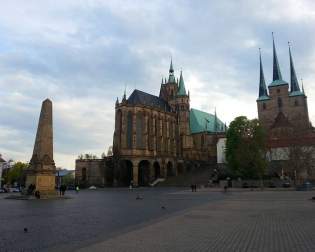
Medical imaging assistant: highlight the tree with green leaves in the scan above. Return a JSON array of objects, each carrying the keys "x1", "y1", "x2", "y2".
[
  {"x1": 226, "y1": 116, "x2": 267, "y2": 180},
  {"x1": 5, "y1": 161, "x2": 28, "y2": 185}
]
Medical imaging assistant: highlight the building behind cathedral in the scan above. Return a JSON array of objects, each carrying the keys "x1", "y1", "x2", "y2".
[{"x1": 75, "y1": 61, "x2": 226, "y2": 187}]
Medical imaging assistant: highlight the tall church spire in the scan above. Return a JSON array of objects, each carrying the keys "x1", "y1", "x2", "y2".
[
  {"x1": 258, "y1": 48, "x2": 268, "y2": 99},
  {"x1": 289, "y1": 42, "x2": 301, "y2": 93},
  {"x1": 270, "y1": 33, "x2": 288, "y2": 86},
  {"x1": 177, "y1": 70, "x2": 187, "y2": 96},
  {"x1": 214, "y1": 108, "x2": 218, "y2": 132},
  {"x1": 272, "y1": 33, "x2": 282, "y2": 81},
  {"x1": 169, "y1": 58, "x2": 174, "y2": 74},
  {"x1": 168, "y1": 58, "x2": 176, "y2": 83}
]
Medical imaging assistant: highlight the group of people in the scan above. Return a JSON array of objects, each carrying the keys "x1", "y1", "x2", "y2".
[{"x1": 191, "y1": 184, "x2": 197, "y2": 192}]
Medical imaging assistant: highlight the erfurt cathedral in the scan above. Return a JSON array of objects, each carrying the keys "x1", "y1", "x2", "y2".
[{"x1": 76, "y1": 61, "x2": 226, "y2": 187}]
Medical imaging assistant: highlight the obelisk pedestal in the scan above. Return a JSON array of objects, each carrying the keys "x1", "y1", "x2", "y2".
[{"x1": 25, "y1": 99, "x2": 56, "y2": 197}]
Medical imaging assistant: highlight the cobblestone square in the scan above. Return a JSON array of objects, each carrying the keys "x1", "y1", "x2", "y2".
[{"x1": 1, "y1": 189, "x2": 315, "y2": 252}]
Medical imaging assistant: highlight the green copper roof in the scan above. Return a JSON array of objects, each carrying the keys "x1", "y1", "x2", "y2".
[
  {"x1": 289, "y1": 90, "x2": 304, "y2": 97},
  {"x1": 168, "y1": 75, "x2": 176, "y2": 83},
  {"x1": 269, "y1": 79, "x2": 288, "y2": 86},
  {"x1": 177, "y1": 71, "x2": 187, "y2": 96},
  {"x1": 190, "y1": 108, "x2": 225, "y2": 134},
  {"x1": 257, "y1": 95, "x2": 270, "y2": 101}
]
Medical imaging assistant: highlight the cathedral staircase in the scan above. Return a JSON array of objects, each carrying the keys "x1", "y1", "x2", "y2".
[{"x1": 158, "y1": 167, "x2": 211, "y2": 187}]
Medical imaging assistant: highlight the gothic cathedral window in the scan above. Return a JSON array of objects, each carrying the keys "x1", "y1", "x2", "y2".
[
  {"x1": 294, "y1": 99, "x2": 299, "y2": 106},
  {"x1": 127, "y1": 111, "x2": 133, "y2": 149},
  {"x1": 136, "y1": 113, "x2": 144, "y2": 148},
  {"x1": 116, "y1": 110, "x2": 122, "y2": 147},
  {"x1": 263, "y1": 103, "x2": 266, "y2": 110}
]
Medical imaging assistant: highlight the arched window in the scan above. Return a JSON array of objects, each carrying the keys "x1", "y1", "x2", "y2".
[
  {"x1": 155, "y1": 117, "x2": 159, "y2": 151},
  {"x1": 294, "y1": 99, "x2": 299, "y2": 106},
  {"x1": 277, "y1": 97, "x2": 282, "y2": 108},
  {"x1": 126, "y1": 111, "x2": 133, "y2": 149},
  {"x1": 164, "y1": 120, "x2": 168, "y2": 153},
  {"x1": 136, "y1": 113, "x2": 144, "y2": 148},
  {"x1": 263, "y1": 103, "x2": 266, "y2": 110},
  {"x1": 147, "y1": 116, "x2": 152, "y2": 150},
  {"x1": 116, "y1": 110, "x2": 122, "y2": 147}
]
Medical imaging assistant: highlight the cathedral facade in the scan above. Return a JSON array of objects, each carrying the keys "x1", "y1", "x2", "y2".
[
  {"x1": 75, "y1": 61, "x2": 226, "y2": 187},
  {"x1": 112, "y1": 61, "x2": 226, "y2": 186}
]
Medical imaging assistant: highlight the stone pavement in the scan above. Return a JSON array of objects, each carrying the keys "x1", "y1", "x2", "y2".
[{"x1": 77, "y1": 191, "x2": 315, "y2": 252}]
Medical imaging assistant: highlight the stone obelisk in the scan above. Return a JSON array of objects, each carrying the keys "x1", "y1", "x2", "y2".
[{"x1": 25, "y1": 99, "x2": 56, "y2": 196}]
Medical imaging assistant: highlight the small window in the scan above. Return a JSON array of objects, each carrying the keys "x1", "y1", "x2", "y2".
[
  {"x1": 277, "y1": 97, "x2": 282, "y2": 108},
  {"x1": 263, "y1": 103, "x2": 266, "y2": 110},
  {"x1": 294, "y1": 99, "x2": 299, "y2": 106},
  {"x1": 277, "y1": 89, "x2": 280, "y2": 94}
]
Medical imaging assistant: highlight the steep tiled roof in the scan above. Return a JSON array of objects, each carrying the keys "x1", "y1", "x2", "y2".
[{"x1": 127, "y1": 89, "x2": 171, "y2": 112}]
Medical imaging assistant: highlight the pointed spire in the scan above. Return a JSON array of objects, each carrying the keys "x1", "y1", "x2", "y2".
[
  {"x1": 169, "y1": 58, "x2": 174, "y2": 73},
  {"x1": 168, "y1": 58, "x2": 176, "y2": 83},
  {"x1": 258, "y1": 48, "x2": 268, "y2": 98},
  {"x1": 289, "y1": 42, "x2": 301, "y2": 93},
  {"x1": 177, "y1": 70, "x2": 187, "y2": 96},
  {"x1": 214, "y1": 108, "x2": 218, "y2": 132},
  {"x1": 122, "y1": 85, "x2": 126, "y2": 101},
  {"x1": 116, "y1": 97, "x2": 119, "y2": 105},
  {"x1": 161, "y1": 77, "x2": 164, "y2": 85},
  {"x1": 272, "y1": 33, "x2": 283, "y2": 81},
  {"x1": 269, "y1": 33, "x2": 288, "y2": 86},
  {"x1": 301, "y1": 78, "x2": 305, "y2": 94}
]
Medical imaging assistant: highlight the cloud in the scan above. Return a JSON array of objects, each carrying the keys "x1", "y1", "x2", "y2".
[{"x1": 1, "y1": 0, "x2": 315, "y2": 168}]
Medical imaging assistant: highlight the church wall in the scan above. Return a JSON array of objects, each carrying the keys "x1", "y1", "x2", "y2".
[
  {"x1": 258, "y1": 84, "x2": 310, "y2": 132},
  {"x1": 75, "y1": 159, "x2": 105, "y2": 187}
]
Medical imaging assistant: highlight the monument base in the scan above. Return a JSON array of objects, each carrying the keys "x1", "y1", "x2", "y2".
[{"x1": 25, "y1": 174, "x2": 56, "y2": 197}]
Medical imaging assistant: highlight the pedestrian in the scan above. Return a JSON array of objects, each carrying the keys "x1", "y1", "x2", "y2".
[
  {"x1": 59, "y1": 185, "x2": 62, "y2": 196},
  {"x1": 191, "y1": 184, "x2": 194, "y2": 192},
  {"x1": 35, "y1": 190, "x2": 40, "y2": 199},
  {"x1": 61, "y1": 185, "x2": 66, "y2": 196},
  {"x1": 224, "y1": 185, "x2": 228, "y2": 193},
  {"x1": 75, "y1": 185, "x2": 80, "y2": 194}
]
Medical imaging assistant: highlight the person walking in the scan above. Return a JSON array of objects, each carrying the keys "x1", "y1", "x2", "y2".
[{"x1": 75, "y1": 185, "x2": 80, "y2": 193}]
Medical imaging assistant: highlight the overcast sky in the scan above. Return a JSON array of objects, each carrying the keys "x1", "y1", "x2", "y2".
[{"x1": 1, "y1": 0, "x2": 315, "y2": 169}]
